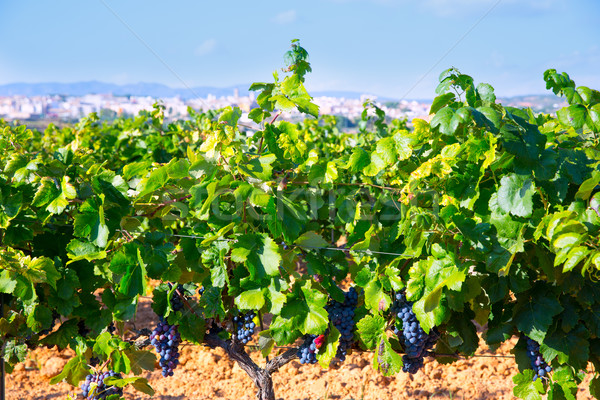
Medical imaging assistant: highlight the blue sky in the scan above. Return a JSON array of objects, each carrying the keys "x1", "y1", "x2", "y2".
[{"x1": 0, "y1": 0, "x2": 598, "y2": 99}]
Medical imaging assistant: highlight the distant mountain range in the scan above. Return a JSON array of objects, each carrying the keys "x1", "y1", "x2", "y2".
[
  {"x1": 0, "y1": 81, "x2": 387, "y2": 100},
  {"x1": 0, "y1": 81, "x2": 252, "y2": 99},
  {"x1": 0, "y1": 81, "x2": 566, "y2": 105}
]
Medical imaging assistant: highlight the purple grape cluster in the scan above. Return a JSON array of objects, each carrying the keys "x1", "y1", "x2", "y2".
[
  {"x1": 392, "y1": 292, "x2": 439, "y2": 373},
  {"x1": 526, "y1": 336, "x2": 552, "y2": 381},
  {"x1": 150, "y1": 319, "x2": 181, "y2": 377},
  {"x1": 198, "y1": 286, "x2": 205, "y2": 296},
  {"x1": 233, "y1": 311, "x2": 256, "y2": 344},
  {"x1": 80, "y1": 370, "x2": 123, "y2": 399},
  {"x1": 326, "y1": 287, "x2": 358, "y2": 362},
  {"x1": 167, "y1": 283, "x2": 185, "y2": 312},
  {"x1": 297, "y1": 335, "x2": 319, "y2": 364}
]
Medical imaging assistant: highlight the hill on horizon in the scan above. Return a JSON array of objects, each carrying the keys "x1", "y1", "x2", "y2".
[{"x1": 0, "y1": 81, "x2": 566, "y2": 104}]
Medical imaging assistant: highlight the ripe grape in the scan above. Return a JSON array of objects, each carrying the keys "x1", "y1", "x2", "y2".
[
  {"x1": 80, "y1": 370, "x2": 123, "y2": 399},
  {"x1": 392, "y1": 292, "x2": 439, "y2": 373},
  {"x1": 198, "y1": 286, "x2": 205, "y2": 296},
  {"x1": 326, "y1": 287, "x2": 358, "y2": 362},
  {"x1": 525, "y1": 336, "x2": 552, "y2": 381},
  {"x1": 297, "y1": 335, "x2": 319, "y2": 364},
  {"x1": 150, "y1": 319, "x2": 181, "y2": 377},
  {"x1": 167, "y1": 283, "x2": 185, "y2": 312},
  {"x1": 233, "y1": 311, "x2": 256, "y2": 344}
]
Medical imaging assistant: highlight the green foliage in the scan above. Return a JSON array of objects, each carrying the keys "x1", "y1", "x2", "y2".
[{"x1": 2, "y1": 41, "x2": 600, "y2": 399}]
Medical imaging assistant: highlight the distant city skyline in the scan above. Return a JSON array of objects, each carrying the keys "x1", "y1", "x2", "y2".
[{"x1": 1, "y1": 1, "x2": 598, "y2": 99}]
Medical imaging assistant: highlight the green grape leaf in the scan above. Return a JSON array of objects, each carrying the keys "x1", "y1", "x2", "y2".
[
  {"x1": 346, "y1": 147, "x2": 371, "y2": 173},
  {"x1": 497, "y1": 174, "x2": 535, "y2": 218},
  {"x1": 66, "y1": 240, "x2": 107, "y2": 264},
  {"x1": 364, "y1": 278, "x2": 391, "y2": 313},
  {"x1": 514, "y1": 290, "x2": 563, "y2": 343},
  {"x1": 548, "y1": 366, "x2": 577, "y2": 400},
  {"x1": 429, "y1": 93, "x2": 455, "y2": 114},
  {"x1": 49, "y1": 354, "x2": 89, "y2": 386},
  {"x1": 356, "y1": 314, "x2": 387, "y2": 349},
  {"x1": 0, "y1": 270, "x2": 17, "y2": 293},
  {"x1": 317, "y1": 328, "x2": 340, "y2": 368},
  {"x1": 430, "y1": 107, "x2": 456, "y2": 136},
  {"x1": 557, "y1": 104, "x2": 587, "y2": 129},
  {"x1": 477, "y1": 82, "x2": 496, "y2": 104},
  {"x1": 73, "y1": 197, "x2": 110, "y2": 248},
  {"x1": 258, "y1": 331, "x2": 276, "y2": 358},
  {"x1": 513, "y1": 370, "x2": 543, "y2": 400},
  {"x1": 235, "y1": 289, "x2": 266, "y2": 310},
  {"x1": 166, "y1": 158, "x2": 190, "y2": 179},
  {"x1": 123, "y1": 349, "x2": 156, "y2": 375},
  {"x1": 232, "y1": 234, "x2": 281, "y2": 279},
  {"x1": 136, "y1": 165, "x2": 168, "y2": 199},
  {"x1": 373, "y1": 335, "x2": 403, "y2": 376},
  {"x1": 295, "y1": 231, "x2": 329, "y2": 249}
]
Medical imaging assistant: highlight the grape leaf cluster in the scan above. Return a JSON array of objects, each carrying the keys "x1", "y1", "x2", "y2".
[
  {"x1": 392, "y1": 292, "x2": 439, "y2": 373},
  {"x1": 80, "y1": 370, "x2": 123, "y2": 399},
  {"x1": 326, "y1": 287, "x2": 358, "y2": 362},
  {"x1": 525, "y1": 336, "x2": 552, "y2": 381},
  {"x1": 150, "y1": 319, "x2": 181, "y2": 377},
  {"x1": 233, "y1": 311, "x2": 256, "y2": 344}
]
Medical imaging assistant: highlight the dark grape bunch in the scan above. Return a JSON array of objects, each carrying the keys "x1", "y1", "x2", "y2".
[
  {"x1": 525, "y1": 336, "x2": 552, "y2": 381},
  {"x1": 167, "y1": 283, "x2": 185, "y2": 312},
  {"x1": 392, "y1": 292, "x2": 439, "y2": 374},
  {"x1": 198, "y1": 286, "x2": 205, "y2": 296},
  {"x1": 297, "y1": 334, "x2": 319, "y2": 365},
  {"x1": 78, "y1": 320, "x2": 91, "y2": 337},
  {"x1": 39, "y1": 310, "x2": 60, "y2": 335},
  {"x1": 326, "y1": 287, "x2": 358, "y2": 362},
  {"x1": 232, "y1": 311, "x2": 256, "y2": 344},
  {"x1": 80, "y1": 370, "x2": 123, "y2": 399},
  {"x1": 150, "y1": 319, "x2": 181, "y2": 377}
]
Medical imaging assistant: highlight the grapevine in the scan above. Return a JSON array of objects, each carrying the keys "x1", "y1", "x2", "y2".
[{"x1": 1, "y1": 40, "x2": 600, "y2": 400}]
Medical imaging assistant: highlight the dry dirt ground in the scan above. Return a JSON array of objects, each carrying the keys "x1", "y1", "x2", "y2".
[{"x1": 6, "y1": 297, "x2": 597, "y2": 400}]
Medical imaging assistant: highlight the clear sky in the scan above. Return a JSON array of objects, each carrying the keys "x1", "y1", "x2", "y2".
[{"x1": 0, "y1": 0, "x2": 598, "y2": 99}]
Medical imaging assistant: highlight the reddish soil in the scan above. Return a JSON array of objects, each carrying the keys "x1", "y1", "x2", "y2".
[{"x1": 6, "y1": 297, "x2": 596, "y2": 399}]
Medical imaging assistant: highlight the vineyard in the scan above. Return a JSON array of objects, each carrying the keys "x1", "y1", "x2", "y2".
[{"x1": 2, "y1": 40, "x2": 600, "y2": 400}]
